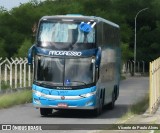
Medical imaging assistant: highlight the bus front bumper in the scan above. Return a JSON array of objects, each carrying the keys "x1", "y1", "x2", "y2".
[
  {"x1": 33, "y1": 90, "x2": 97, "y2": 110},
  {"x1": 33, "y1": 105, "x2": 96, "y2": 110}
]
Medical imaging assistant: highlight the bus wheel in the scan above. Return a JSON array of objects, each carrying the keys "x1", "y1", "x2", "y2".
[
  {"x1": 108, "y1": 91, "x2": 116, "y2": 110},
  {"x1": 93, "y1": 97, "x2": 103, "y2": 116},
  {"x1": 40, "y1": 108, "x2": 52, "y2": 116}
]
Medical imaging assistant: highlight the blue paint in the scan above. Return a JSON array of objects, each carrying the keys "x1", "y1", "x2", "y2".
[
  {"x1": 27, "y1": 45, "x2": 35, "y2": 65},
  {"x1": 79, "y1": 23, "x2": 92, "y2": 33},
  {"x1": 65, "y1": 79, "x2": 71, "y2": 86},
  {"x1": 34, "y1": 47, "x2": 98, "y2": 57},
  {"x1": 32, "y1": 84, "x2": 97, "y2": 107}
]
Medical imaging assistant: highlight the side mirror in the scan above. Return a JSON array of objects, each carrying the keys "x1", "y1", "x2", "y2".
[
  {"x1": 95, "y1": 47, "x2": 101, "y2": 68},
  {"x1": 79, "y1": 22, "x2": 96, "y2": 33},
  {"x1": 28, "y1": 45, "x2": 35, "y2": 65},
  {"x1": 79, "y1": 22, "x2": 92, "y2": 33}
]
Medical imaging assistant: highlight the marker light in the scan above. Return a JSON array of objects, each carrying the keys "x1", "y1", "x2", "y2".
[{"x1": 66, "y1": 79, "x2": 71, "y2": 85}]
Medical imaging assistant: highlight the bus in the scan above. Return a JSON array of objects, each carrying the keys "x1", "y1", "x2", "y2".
[{"x1": 28, "y1": 14, "x2": 121, "y2": 116}]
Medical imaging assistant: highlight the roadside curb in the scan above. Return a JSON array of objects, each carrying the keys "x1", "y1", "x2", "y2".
[
  {"x1": 95, "y1": 100, "x2": 160, "y2": 133},
  {"x1": 96, "y1": 106, "x2": 160, "y2": 133},
  {"x1": 117, "y1": 106, "x2": 160, "y2": 133}
]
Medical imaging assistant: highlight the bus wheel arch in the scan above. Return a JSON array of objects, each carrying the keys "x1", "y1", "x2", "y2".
[
  {"x1": 107, "y1": 89, "x2": 116, "y2": 110},
  {"x1": 114, "y1": 85, "x2": 119, "y2": 100},
  {"x1": 102, "y1": 88, "x2": 105, "y2": 108},
  {"x1": 93, "y1": 89, "x2": 104, "y2": 116}
]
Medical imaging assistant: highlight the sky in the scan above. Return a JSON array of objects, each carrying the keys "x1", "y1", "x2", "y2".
[{"x1": 0, "y1": 0, "x2": 44, "y2": 11}]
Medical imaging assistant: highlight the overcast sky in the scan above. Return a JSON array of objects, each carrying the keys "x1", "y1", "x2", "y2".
[
  {"x1": 0, "y1": 0, "x2": 30, "y2": 10},
  {"x1": 0, "y1": 0, "x2": 45, "y2": 11}
]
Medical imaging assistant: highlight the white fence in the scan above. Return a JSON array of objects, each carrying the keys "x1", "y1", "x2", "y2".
[
  {"x1": 149, "y1": 57, "x2": 160, "y2": 114},
  {"x1": 122, "y1": 60, "x2": 145, "y2": 74},
  {"x1": 0, "y1": 58, "x2": 33, "y2": 91}
]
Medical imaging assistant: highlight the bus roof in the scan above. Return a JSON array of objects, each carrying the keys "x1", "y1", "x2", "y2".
[{"x1": 40, "y1": 15, "x2": 119, "y2": 28}]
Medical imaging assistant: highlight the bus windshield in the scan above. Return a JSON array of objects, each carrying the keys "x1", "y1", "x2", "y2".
[
  {"x1": 35, "y1": 55, "x2": 95, "y2": 87},
  {"x1": 37, "y1": 21, "x2": 96, "y2": 50}
]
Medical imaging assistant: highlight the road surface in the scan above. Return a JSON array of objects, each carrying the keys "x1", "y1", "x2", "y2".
[{"x1": 0, "y1": 77, "x2": 149, "y2": 131}]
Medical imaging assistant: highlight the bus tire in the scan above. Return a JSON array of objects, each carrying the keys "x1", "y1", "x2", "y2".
[
  {"x1": 40, "y1": 108, "x2": 52, "y2": 116},
  {"x1": 108, "y1": 91, "x2": 116, "y2": 110},
  {"x1": 115, "y1": 85, "x2": 119, "y2": 100},
  {"x1": 93, "y1": 99, "x2": 103, "y2": 116},
  {"x1": 93, "y1": 92, "x2": 103, "y2": 116}
]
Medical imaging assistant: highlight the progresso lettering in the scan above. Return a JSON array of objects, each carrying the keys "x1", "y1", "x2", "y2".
[{"x1": 49, "y1": 51, "x2": 82, "y2": 56}]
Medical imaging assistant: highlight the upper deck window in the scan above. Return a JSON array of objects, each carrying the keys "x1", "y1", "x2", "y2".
[{"x1": 37, "y1": 20, "x2": 96, "y2": 50}]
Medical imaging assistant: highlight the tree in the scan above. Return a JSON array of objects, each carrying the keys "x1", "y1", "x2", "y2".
[
  {"x1": 0, "y1": 0, "x2": 159, "y2": 68},
  {"x1": 0, "y1": 38, "x2": 8, "y2": 57},
  {"x1": 15, "y1": 39, "x2": 32, "y2": 58},
  {"x1": 121, "y1": 43, "x2": 133, "y2": 62}
]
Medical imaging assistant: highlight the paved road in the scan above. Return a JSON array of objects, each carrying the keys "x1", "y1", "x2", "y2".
[{"x1": 0, "y1": 77, "x2": 149, "y2": 129}]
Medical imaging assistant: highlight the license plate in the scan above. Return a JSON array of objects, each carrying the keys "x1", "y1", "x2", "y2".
[{"x1": 58, "y1": 103, "x2": 68, "y2": 108}]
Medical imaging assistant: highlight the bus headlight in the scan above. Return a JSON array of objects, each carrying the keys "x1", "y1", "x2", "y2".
[
  {"x1": 80, "y1": 91, "x2": 96, "y2": 98},
  {"x1": 33, "y1": 90, "x2": 45, "y2": 97}
]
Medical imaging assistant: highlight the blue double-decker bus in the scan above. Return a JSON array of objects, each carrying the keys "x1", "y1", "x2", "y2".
[{"x1": 28, "y1": 15, "x2": 120, "y2": 116}]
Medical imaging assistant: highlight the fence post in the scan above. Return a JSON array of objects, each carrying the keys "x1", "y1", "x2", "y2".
[
  {"x1": 15, "y1": 62, "x2": 18, "y2": 88},
  {"x1": 153, "y1": 61, "x2": 155, "y2": 109},
  {"x1": 20, "y1": 58, "x2": 23, "y2": 88},
  {"x1": 137, "y1": 61, "x2": 140, "y2": 73},
  {"x1": 157, "y1": 59, "x2": 158, "y2": 103},
  {"x1": 0, "y1": 65, "x2": 1, "y2": 91},
  {"x1": 0, "y1": 59, "x2": 7, "y2": 91},
  {"x1": 149, "y1": 62, "x2": 152, "y2": 113},
  {"x1": 149, "y1": 57, "x2": 160, "y2": 114},
  {"x1": 159, "y1": 57, "x2": 160, "y2": 100},
  {"x1": 28, "y1": 65, "x2": 31, "y2": 86},
  {"x1": 23, "y1": 58, "x2": 28, "y2": 88},
  {"x1": 0, "y1": 57, "x2": 33, "y2": 91},
  {"x1": 5, "y1": 64, "x2": 7, "y2": 83},
  {"x1": 142, "y1": 61, "x2": 145, "y2": 73},
  {"x1": 11, "y1": 58, "x2": 18, "y2": 88},
  {"x1": 0, "y1": 58, "x2": 2, "y2": 91}
]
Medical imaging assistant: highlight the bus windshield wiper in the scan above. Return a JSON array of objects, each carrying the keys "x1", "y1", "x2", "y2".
[
  {"x1": 69, "y1": 81, "x2": 87, "y2": 86},
  {"x1": 36, "y1": 81, "x2": 52, "y2": 86}
]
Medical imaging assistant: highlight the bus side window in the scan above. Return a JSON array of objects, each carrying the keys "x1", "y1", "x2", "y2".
[{"x1": 96, "y1": 22, "x2": 103, "y2": 46}]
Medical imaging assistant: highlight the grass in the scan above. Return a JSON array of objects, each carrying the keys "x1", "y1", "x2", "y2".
[
  {"x1": 118, "y1": 93, "x2": 149, "y2": 123},
  {"x1": 121, "y1": 75, "x2": 126, "y2": 80},
  {"x1": 119, "y1": 111, "x2": 135, "y2": 123},
  {"x1": 129, "y1": 94, "x2": 149, "y2": 114},
  {"x1": 1, "y1": 81, "x2": 11, "y2": 90},
  {"x1": 0, "y1": 90, "x2": 32, "y2": 109}
]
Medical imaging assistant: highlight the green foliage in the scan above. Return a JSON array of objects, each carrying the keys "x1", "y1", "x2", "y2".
[
  {"x1": 15, "y1": 39, "x2": 32, "y2": 57},
  {"x1": 119, "y1": 94, "x2": 149, "y2": 123},
  {"x1": 0, "y1": 38, "x2": 8, "y2": 57},
  {"x1": 0, "y1": 90, "x2": 32, "y2": 109},
  {"x1": 129, "y1": 94, "x2": 149, "y2": 114},
  {"x1": 121, "y1": 43, "x2": 133, "y2": 62},
  {"x1": 0, "y1": 0, "x2": 159, "y2": 64},
  {"x1": 1, "y1": 81, "x2": 10, "y2": 90}
]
